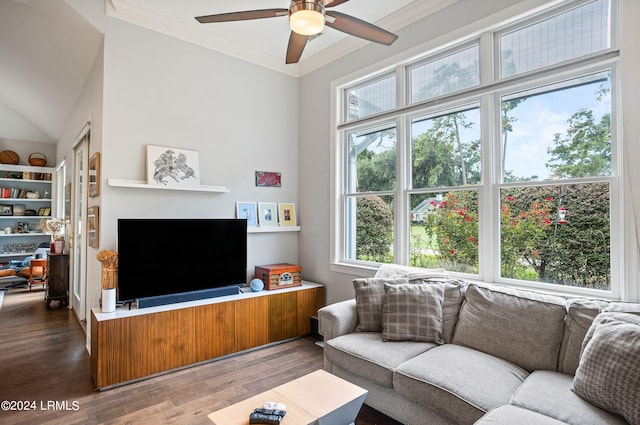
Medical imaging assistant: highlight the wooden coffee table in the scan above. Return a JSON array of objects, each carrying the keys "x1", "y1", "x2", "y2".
[{"x1": 208, "y1": 369, "x2": 368, "y2": 425}]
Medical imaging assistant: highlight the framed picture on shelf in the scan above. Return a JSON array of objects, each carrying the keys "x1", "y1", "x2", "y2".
[
  {"x1": 258, "y1": 202, "x2": 277, "y2": 227},
  {"x1": 89, "y1": 153, "x2": 100, "y2": 197},
  {"x1": 236, "y1": 202, "x2": 258, "y2": 227},
  {"x1": 88, "y1": 206, "x2": 99, "y2": 248},
  {"x1": 0, "y1": 205, "x2": 13, "y2": 216},
  {"x1": 146, "y1": 145, "x2": 200, "y2": 188},
  {"x1": 278, "y1": 203, "x2": 297, "y2": 226}
]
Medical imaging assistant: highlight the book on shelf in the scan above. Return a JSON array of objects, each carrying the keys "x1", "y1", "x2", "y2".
[{"x1": 21, "y1": 172, "x2": 51, "y2": 181}]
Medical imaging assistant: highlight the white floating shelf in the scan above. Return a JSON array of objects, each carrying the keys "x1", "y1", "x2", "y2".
[
  {"x1": 108, "y1": 179, "x2": 229, "y2": 193},
  {"x1": 247, "y1": 226, "x2": 301, "y2": 233}
]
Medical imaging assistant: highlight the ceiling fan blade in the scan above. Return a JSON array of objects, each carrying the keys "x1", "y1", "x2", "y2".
[
  {"x1": 196, "y1": 9, "x2": 287, "y2": 24},
  {"x1": 326, "y1": 11, "x2": 398, "y2": 45},
  {"x1": 286, "y1": 31, "x2": 309, "y2": 64},
  {"x1": 325, "y1": 0, "x2": 351, "y2": 7}
]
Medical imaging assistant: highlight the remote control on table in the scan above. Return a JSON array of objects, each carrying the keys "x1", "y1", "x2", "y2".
[
  {"x1": 249, "y1": 412, "x2": 282, "y2": 425},
  {"x1": 254, "y1": 408, "x2": 287, "y2": 417}
]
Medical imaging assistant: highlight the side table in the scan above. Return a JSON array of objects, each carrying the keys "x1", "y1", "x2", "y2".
[{"x1": 46, "y1": 253, "x2": 69, "y2": 309}]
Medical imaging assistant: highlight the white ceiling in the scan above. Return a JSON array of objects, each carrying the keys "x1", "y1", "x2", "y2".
[{"x1": 0, "y1": 0, "x2": 456, "y2": 145}]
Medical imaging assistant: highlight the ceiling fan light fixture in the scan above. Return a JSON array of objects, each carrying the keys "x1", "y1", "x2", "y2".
[{"x1": 289, "y1": 1, "x2": 326, "y2": 36}]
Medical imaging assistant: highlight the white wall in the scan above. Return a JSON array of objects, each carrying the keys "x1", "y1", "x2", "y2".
[
  {"x1": 101, "y1": 18, "x2": 300, "y2": 280},
  {"x1": 56, "y1": 40, "x2": 104, "y2": 338},
  {"x1": 0, "y1": 139, "x2": 56, "y2": 168},
  {"x1": 298, "y1": 0, "x2": 640, "y2": 304}
]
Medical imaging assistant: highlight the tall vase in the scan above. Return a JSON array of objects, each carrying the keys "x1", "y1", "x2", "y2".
[{"x1": 54, "y1": 240, "x2": 64, "y2": 254}]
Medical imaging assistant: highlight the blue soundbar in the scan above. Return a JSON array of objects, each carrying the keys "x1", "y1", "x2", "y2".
[{"x1": 136, "y1": 285, "x2": 240, "y2": 309}]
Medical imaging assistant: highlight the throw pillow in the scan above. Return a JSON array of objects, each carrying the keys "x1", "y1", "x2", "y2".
[
  {"x1": 374, "y1": 263, "x2": 449, "y2": 279},
  {"x1": 573, "y1": 312, "x2": 640, "y2": 425},
  {"x1": 381, "y1": 282, "x2": 444, "y2": 343},
  {"x1": 353, "y1": 277, "x2": 408, "y2": 332}
]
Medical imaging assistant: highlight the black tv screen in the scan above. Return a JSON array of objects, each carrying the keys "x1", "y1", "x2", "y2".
[{"x1": 117, "y1": 218, "x2": 247, "y2": 302}]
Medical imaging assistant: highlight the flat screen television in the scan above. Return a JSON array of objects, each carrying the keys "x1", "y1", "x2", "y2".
[{"x1": 117, "y1": 218, "x2": 247, "y2": 303}]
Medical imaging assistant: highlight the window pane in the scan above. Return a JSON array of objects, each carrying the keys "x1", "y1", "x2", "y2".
[
  {"x1": 412, "y1": 108, "x2": 481, "y2": 188},
  {"x1": 347, "y1": 126, "x2": 396, "y2": 193},
  {"x1": 411, "y1": 190, "x2": 479, "y2": 274},
  {"x1": 500, "y1": 183, "x2": 610, "y2": 290},
  {"x1": 410, "y1": 45, "x2": 479, "y2": 103},
  {"x1": 345, "y1": 195, "x2": 394, "y2": 263},
  {"x1": 501, "y1": 71, "x2": 611, "y2": 182},
  {"x1": 500, "y1": 0, "x2": 610, "y2": 78},
  {"x1": 346, "y1": 74, "x2": 396, "y2": 121}
]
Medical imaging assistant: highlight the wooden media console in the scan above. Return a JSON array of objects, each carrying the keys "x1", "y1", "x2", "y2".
[{"x1": 90, "y1": 282, "x2": 324, "y2": 389}]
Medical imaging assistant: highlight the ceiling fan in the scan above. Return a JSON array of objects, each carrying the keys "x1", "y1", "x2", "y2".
[{"x1": 195, "y1": 0, "x2": 399, "y2": 64}]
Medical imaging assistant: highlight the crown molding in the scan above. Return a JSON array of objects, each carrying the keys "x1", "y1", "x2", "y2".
[{"x1": 107, "y1": 0, "x2": 458, "y2": 77}]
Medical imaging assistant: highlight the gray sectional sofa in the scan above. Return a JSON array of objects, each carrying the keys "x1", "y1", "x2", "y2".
[{"x1": 318, "y1": 265, "x2": 640, "y2": 425}]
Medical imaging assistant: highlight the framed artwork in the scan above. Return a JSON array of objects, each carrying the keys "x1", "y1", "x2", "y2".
[
  {"x1": 258, "y1": 202, "x2": 278, "y2": 227},
  {"x1": 146, "y1": 145, "x2": 200, "y2": 188},
  {"x1": 278, "y1": 203, "x2": 297, "y2": 226},
  {"x1": 236, "y1": 202, "x2": 258, "y2": 227},
  {"x1": 0, "y1": 205, "x2": 13, "y2": 216},
  {"x1": 89, "y1": 153, "x2": 100, "y2": 197},
  {"x1": 64, "y1": 183, "x2": 71, "y2": 221},
  {"x1": 88, "y1": 206, "x2": 99, "y2": 248},
  {"x1": 255, "y1": 171, "x2": 281, "y2": 187}
]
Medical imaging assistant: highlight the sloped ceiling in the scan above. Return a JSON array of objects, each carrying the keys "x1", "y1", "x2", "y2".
[
  {"x1": 0, "y1": 0, "x2": 104, "y2": 144},
  {"x1": 0, "y1": 0, "x2": 456, "y2": 145}
]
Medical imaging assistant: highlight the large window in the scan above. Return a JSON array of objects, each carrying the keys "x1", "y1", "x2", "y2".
[{"x1": 335, "y1": 0, "x2": 619, "y2": 296}]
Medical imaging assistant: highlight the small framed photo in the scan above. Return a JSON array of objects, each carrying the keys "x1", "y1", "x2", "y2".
[
  {"x1": 258, "y1": 202, "x2": 278, "y2": 227},
  {"x1": 278, "y1": 203, "x2": 297, "y2": 226},
  {"x1": 89, "y1": 152, "x2": 100, "y2": 197},
  {"x1": 236, "y1": 202, "x2": 258, "y2": 227},
  {"x1": 0, "y1": 205, "x2": 13, "y2": 216},
  {"x1": 88, "y1": 206, "x2": 99, "y2": 248}
]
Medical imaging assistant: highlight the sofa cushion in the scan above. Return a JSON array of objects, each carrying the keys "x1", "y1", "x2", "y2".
[
  {"x1": 381, "y1": 283, "x2": 444, "y2": 343},
  {"x1": 558, "y1": 298, "x2": 640, "y2": 375},
  {"x1": 324, "y1": 332, "x2": 435, "y2": 388},
  {"x1": 511, "y1": 370, "x2": 628, "y2": 425},
  {"x1": 353, "y1": 277, "x2": 408, "y2": 332},
  {"x1": 452, "y1": 284, "x2": 566, "y2": 371},
  {"x1": 476, "y1": 405, "x2": 568, "y2": 425},
  {"x1": 394, "y1": 344, "x2": 529, "y2": 424},
  {"x1": 573, "y1": 312, "x2": 640, "y2": 425}
]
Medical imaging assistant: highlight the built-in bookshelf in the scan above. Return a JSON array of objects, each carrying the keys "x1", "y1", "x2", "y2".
[{"x1": 0, "y1": 164, "x2": 54, "y2": 260}]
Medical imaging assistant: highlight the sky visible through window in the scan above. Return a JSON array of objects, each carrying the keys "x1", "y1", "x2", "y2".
[
  {"x1": 504, "y1": 78, "x2": 610, "y2": 180},
  {"x1": 410, "y1": 76, "x2": 610, "y2": 182}
]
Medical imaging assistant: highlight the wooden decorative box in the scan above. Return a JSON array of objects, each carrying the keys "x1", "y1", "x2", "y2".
[{"x1": 255, "y1": 263, "x2": 302, "y2": 290}]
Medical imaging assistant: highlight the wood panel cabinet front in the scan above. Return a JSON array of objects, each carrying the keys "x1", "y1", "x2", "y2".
[
  {"x1": 268, "y1": 291, "x2": 298, "y2": 343},
  {"x1": 234, "y1": 297, "x2": 269, "y2": 351},
  {"x1": 297, "y1": 286, "x2": 325, "y2": 336},
  {"x1": 91, "y1": 284, "x2": 324, "y2": 389},
  {"x1": 194, "y1": 302, "x2": 236, "y2": 362}
]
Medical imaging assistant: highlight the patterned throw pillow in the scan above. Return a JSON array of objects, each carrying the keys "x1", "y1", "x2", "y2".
[
  {"x1": 381, "y1": 283, "x2": 445, "y2": 343},
  {"x1": 573, "y1": 312, "x2": 640, "y2": 425},
  {"x1": 353, "y1": 278, "x2": 408, "y2": 332}
]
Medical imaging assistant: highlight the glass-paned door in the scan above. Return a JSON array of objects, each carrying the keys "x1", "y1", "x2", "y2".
[{"x1": 71, "y1": 135, "x2": 89, "y2": 322}]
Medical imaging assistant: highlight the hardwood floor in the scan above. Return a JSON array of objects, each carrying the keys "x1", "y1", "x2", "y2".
[{"x1": 0, "y1": 287, "x2": 325, "y2": 424}]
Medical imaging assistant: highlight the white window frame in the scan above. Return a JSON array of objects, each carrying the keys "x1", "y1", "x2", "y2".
[{"x1": 330, "y1": 0, "x2": 624, "y2": 299}]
